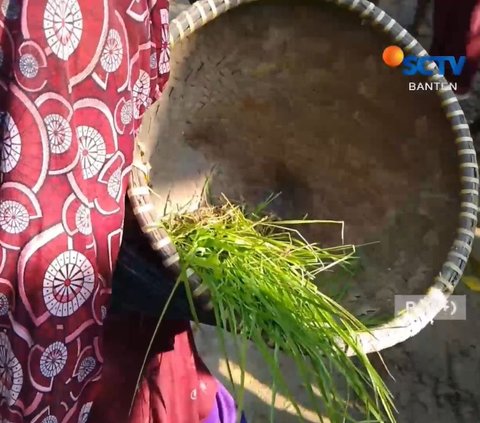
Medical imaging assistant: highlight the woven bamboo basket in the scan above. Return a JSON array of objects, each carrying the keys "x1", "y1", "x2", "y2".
[{"x1": 120, "y1": 0, "x2": 479, "y2": 356}]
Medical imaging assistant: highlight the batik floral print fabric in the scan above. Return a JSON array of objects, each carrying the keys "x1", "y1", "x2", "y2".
[{"x1": 0, "y1": 0, "x2": 169, "y2": 421}]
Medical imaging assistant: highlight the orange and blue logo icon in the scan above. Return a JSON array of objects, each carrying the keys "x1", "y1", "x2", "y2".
[
  {"x1": 382, "y1": 45, "x2": 405, "y2": 68},
  {"x1": 381, "y1": 45, "x2": 465, "y2": 76}
]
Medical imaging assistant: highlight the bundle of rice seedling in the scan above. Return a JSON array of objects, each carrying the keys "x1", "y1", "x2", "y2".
[{"x1": 136, "y1": 196, "x2": 396, "y2": 423}]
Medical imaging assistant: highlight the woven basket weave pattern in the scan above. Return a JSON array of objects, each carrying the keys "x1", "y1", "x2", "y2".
[{"x1": 128, "y1": 0, "x2": 479, "y2": 355}]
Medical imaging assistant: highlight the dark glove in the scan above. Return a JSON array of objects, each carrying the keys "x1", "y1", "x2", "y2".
[{"x1": 110, "y1": 199, "x2": 215, "y2": 324}]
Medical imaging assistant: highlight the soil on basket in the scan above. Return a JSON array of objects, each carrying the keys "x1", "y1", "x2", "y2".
[
  {"x1": 151, "y1": 0, "x2": 459, "y2": 319},
  {"x1": 140, "y1": 0, "x2": 480, "y2": 421}
]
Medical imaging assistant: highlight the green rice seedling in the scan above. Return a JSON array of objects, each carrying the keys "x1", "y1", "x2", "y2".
[{"x1": 134, "y1": 197, "x2": 396, "y2": 423}]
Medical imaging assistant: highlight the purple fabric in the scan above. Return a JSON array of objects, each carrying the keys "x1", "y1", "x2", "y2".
[{"x1": 203, "y1": 381, "x2": 248, "y2": 423}]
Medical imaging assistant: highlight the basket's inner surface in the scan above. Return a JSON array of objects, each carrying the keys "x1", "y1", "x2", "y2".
[{"x1": 146, "y1": 0, "x2": 460, "y2": 317}]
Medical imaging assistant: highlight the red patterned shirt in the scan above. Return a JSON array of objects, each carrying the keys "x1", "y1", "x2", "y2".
[{"x1": 0, "y1": 1, "x2": 169, "y2": 421}]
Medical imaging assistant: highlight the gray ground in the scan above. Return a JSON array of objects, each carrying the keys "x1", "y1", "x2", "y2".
[{"x1": 165, "y1": 2, "x2": 480, "y2": 422}]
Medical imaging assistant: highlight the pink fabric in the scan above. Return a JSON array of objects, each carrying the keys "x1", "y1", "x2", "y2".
[
  {"x1": 467, "y1": 1, "x2": 480, "y2": 60},
  {"x1": 430, "y1": 0, "x2": 480, "y2": 91}
]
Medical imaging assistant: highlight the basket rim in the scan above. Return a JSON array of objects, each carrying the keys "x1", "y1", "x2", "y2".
[{"x1": 128, "y1": 0, "x2": 479, "y2": 355}]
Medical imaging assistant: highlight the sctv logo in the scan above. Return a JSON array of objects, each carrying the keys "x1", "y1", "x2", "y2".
[{"x1": 382, "y1": 45, "x2": 466, "y2": 76}]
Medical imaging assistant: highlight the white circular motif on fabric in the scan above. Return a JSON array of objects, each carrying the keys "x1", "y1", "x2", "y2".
[
  {"x1": 43, "y1": 250, "x2": 95, "y2": 317},
  {"x1": 44, "y1": 114, "x2": 72, "y2": 155},
  {"x1": 132, "y1": 70, "x2": 150, "y2": 119},
  {"x1": 77, "y1": 126, "x2": 107, "y2": 180},
  {"x1": 18, "y1": 54, "x2": 39, "y2": 79},
  {"x1": 39, "y1": 341, "x2": 67, "y2": 378},
  {"x1": 1, "y1": 112, "x2": 21, "y2": 173},
  {"x1": 75, "y1": 204, "x2": 92, "y2": 235},
  {"x1": 78, "y1": 402, "x2": 92, "y2": 423},
  {"x1": 107, "y1": 169, "x2": 121, "y2": 199},
  {"x1": 0, "y1": 332, "x2": 23, "y2": 406},
  {"x1": 0, "y1": 200, "x2": 30, "y2": 234},
  {"x1": 159, "y1": 23, "x2": 170, "y2": 75},
  {"x1": 100, "y1": 306, "x2": 107, "y2": 321},
  {"x1": 100, "y1": 29, "x2": 123, "y2": 73},
  {"x1": 101, "y1": 305, "x2": 107, "y2": 321},
  {"x1": 1, "y1": 0, "x2": 20, "y2": 19},
  {"x1": 0, "y1": 294, "x2": 8, "y2": 316},
  {"x1": 77, "y1": 356, "x2": 96, "y2": 383},
  {"x1": 43, "y1": 0, "x2": 83, "y2": 61},
  {"x1": 150, "y1": 52, "x2": 157, "y2": 69},
  {"x1": 159, "y1": 46, "x2": 170, "y2": 75},
  {"x1": 120, "y1": 101, "x2": 133, "y2": 125},
  {"x1": 41, "y1": 416, "x2": 58, "y2": 423}
]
